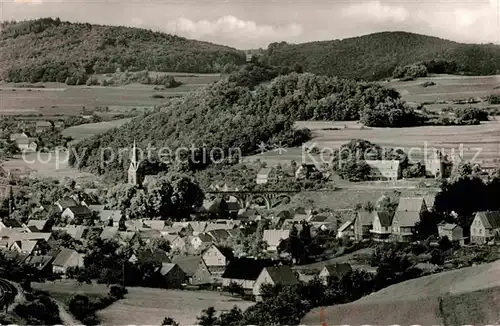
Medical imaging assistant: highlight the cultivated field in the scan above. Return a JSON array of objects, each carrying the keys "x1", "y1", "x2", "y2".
[
  {"x1": 0, "y1": 73, "x2": 221, "y2": 116},
  {"x1": 2, "y1": 152, "x2": 97, "y2": 183},
  {"x1": 32, "y1": 281, "x2": 253, "y2": 326},
  {"x1": 302, "y1": 260, "x2": 500, "y2": 325},
  {"x1": 385, "y1": 74, "x2": 500, "y2": 105},
  {"x1": 63, "y1": 118, "x2": 133, "y2": 143},
  {"x1": 248, "y1": 119, "x2": 500, "y2": 167}
]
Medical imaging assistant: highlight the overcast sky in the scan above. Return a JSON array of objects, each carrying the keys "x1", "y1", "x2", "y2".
[{"x1": 1, "y1": 0, "x2": 498, "y2": 49}]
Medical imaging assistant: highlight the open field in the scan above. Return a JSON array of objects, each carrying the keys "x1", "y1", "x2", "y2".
[
  {"x1": 32, "y1": 281, "x2": 253, "y2": 326},
  {"x1": 248, "y1": 120, "x2": 500, "y2": 166},
  {"x1": 386, "y1": 74, "x2": 500, "y2": 104},
  {"x1": 63, "y1": 118, "x2": 133, "y2": 143},
  {"x1": 302, "y1": 259, "x2": 500, "y2": 325},
  {"x1": 0, "y1": 73, "x2": 221, "y2": 116},
  {"x1": 1, "y1": 152, "x2": 97, "y2": 183}
]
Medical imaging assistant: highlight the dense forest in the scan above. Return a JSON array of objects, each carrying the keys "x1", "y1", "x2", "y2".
[
  {"x1": 0, "y1": 18, "x2": 246, "y2": 83},
  {"x1": 69, "y1": 64, "x2": 416, "y2": 181},
  {"x1": 262, "y1": 31, "x2": 500, "y2": 80}
]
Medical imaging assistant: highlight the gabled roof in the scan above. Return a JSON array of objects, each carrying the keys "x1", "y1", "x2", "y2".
[
  {"x1": 52, "y1": 248, "x2": 78, "y2": 267},
  {"x1": 377, "y1": 211, "x2": 394, "y2": 227},
  {"x1": 263, "y1": 266, "x2": 299, "y2": 285},
  {"x1": 189, "y1": 222, "x2": 208, "y2": 233},
  {"x1": 356, "y1": 210, "x2": 374, "y2": 226},
  {"x1": 207, "y1": 229, "x2": 231, "y2": 243},
  {"x1": 144, "y1": 220, "x2": 167, "y2": 230},
  {"x1": 423, "y1": 193, "x2": 438, "y2": 209},
  {"x1": 160, "y1": 263, "x2": 182, "y2": 276},
  {"x1": 2, "y1": 219, "x2": 23, "y2": 228},
  {"x1": 396, "y1": 197, "x2": 426, "y2": 212},
  {"x1": 263, "y1": 229, "x2": 290, "y2": 247},
  {"x1": 131, "y1": 248, "x2": 171, "y2": 265},
  {"x1": 56, "y1": 197, "x2": 79, "y2": 210},
  {"x1": 322, "y1": 263, "x2": 353, "y2": 277},
  {"x1": 196, "y1": 233, "x2": 213, "y2": 243},
  {"x1": 12, "y1": 239, "x2": 38, "y2": 253},
  {"x1": 53, "y1": 226, "x2": 88, "y2": 241},
  {"x1": 27, "y1": 219, "x2": 49, "y2": 231},
  {"x1": 476, "y1": 211, "x2": 500, "y2": 229},
  {"x1": 205, "y1": 223, "x2": 235, "y2": 233},
  {"x1": 393, "y1": 211, "x2": 420, "y2": 227},
  {"x1": 172, "y1": 255, "x2": 204, "y2": 277},
  {"x1": 99, "y1": 210, "x2": 121, "y2": 223},
  {"x1": 222, "y1": 258, "x2": 279, "y2": 281},
  {"x1": 100, "y1": 227, "x2": 119, "y2": 240},
  {"x1": 23, "y1": 255, "x2": 54, "y2": 270},
  {"x1": 64, "y1": 205, "x2": 92, "y2": 216},
  {"x1": 439, "y1": 223, "x2": 461, "y2": 231},
  {"x1": 338, "y1": 220, "x2": 354, "y2": 233},
  {"x1": 207, "y1": 245, "x2": 234, "y2": 259}
]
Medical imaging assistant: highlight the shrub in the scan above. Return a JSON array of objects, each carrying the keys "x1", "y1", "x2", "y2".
[
  {"x1": 421, "y1": 81, "x2": 436, "y2": 87},
  {"x1": 109, "y1": 285, "x2": 128, "y2": 299},
  {"x1": 488, "y1": 94, "x2": 500, "y2": 104},
  {"x1": 151, "y1": 94, "x2": 165, "y2": 99}
]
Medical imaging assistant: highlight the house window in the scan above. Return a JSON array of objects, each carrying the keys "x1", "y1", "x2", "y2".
[{"x1": 480, "y1": 229, "x2": 483, "y2": 235}]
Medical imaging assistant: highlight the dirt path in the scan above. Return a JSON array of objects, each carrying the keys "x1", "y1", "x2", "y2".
[{"x1": 56, "y1": 301, "x2": 82, "y2": 326}]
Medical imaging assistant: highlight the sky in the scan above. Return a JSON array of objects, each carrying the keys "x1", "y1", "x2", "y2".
[{"x1": 1, "y1": 0, "x2": 499, "y2": 49}]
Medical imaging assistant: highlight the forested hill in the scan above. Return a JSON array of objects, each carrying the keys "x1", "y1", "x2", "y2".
[
  {"x1": 0, "y1": 18, "x2": 246, "y2": 83},
  {"x1": 69, "y1": 65, "x2": 415, "y2": 181},
  {"x1": 262, "y1": 31, "x2": 500, "y2": 81}
]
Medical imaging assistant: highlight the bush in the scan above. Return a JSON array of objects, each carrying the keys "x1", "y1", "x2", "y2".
[
  {"x1": 421, "y1": 81, "x2": 436, "y2": 87},
  {"x1": 151, "y1": 94, "x2": 165, "y2": 99},
  {"x1": 488, "y1": 94, "x2": 500, "y2": 104},
  {"x1": 109, "y1": 285, "x2": 128, "y2": 299}
]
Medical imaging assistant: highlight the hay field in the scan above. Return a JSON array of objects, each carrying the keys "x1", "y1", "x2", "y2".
[
  {"x1": 249, "y1": 120, "x2": 500, "y2": 166},
  {"x1": 302, "y1": 260, "x2": 500, "y2": 325},
  {"x1": 2, "y1": 152, "x2": 97, "y2": 183},
  {"x1": 32, "y1": 281, "x2": 253, "y2": 325},
  {"x1": 97, "y1": 287, "x2": 253, "y2": 325},
  {"x1": 385, "y1": 74, "x2": 500, "y2": 104},
  {"x1": 63, "y1": 118, "x2": 133, "y2": 143},
  {"x1": 0, "y1": 73, "x2": 221, "y2": 116}
]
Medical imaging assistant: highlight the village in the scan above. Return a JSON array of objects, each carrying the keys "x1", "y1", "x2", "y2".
[{"x1": 0, "y1": 132, "x2": 497, "y2": 314}]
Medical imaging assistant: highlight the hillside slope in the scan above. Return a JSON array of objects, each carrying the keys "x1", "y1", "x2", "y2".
[
  {"x1": 302, "y1": 260, "x2": 500, "y2": 325},
  {"x1": 0, "y1": 18, "x2": 245, "y2": 83},
  {"x1": 264, "y1": 31, "x2": 500, "y2": 81}
]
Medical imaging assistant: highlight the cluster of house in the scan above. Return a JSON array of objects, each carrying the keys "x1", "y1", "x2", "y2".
[
  {"x1": 336, "y1": 193, "x2": 464, "y2": 243},
  {"x1": 6, "y1": 120, "x2": 65, "y2": 152}
]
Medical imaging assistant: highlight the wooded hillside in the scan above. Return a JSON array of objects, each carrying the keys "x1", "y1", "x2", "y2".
[
  {"x1": 0, "y1": 18, "x2": 246, "y2": 83},
  {"x1": 263, "y1": 31, "x2": 500, "y2": 80}
]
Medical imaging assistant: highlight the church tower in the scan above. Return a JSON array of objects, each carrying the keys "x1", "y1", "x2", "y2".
[{"x1": 128, "y1": 140, "x2": 139, "y2": 185}]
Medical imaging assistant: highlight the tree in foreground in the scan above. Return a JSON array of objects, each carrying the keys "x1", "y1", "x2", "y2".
[{"x1": 161, "y1": 317, "x2": 179, "y2": 326}]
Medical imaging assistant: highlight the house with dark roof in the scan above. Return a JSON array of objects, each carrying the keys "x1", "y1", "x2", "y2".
[
  {"x1": 55, "y1": 197, "x2": 79, "y2": 212},
  {"x1": 52, "y1": 248, "x2": 84, "y2": 274},
  {"x1": 0, "y1": 219, "x2": 25, "y2": 231},
  {"x1": 470, "y1": 211, "x2": 500, "y2": 244},
  {"x1": 207, "y1": 229, "x2": 231, "y2": 244},
  {"x1": 391, "y1": 197, "x2": 427, "y2": 242},
  {"x1": 318, "y1": 263, "x2": 353, "y2": 284},
  {"x1": 61, "y1": 206, "x2": 92, "y2": 221},
  {"x1": 354, "y1": 210, "x2": 374, "y2": 240},
  {"x1": 128, "y1": 248, "x2": 171, "y2": 265},
  {"x1": 222, "y1": 258, "x2": 279, "y2": 290},
  {"x1": 253, "y1": 265, "x2": 299, "y2": 301},
  {"x1": 172, "y1": 255, "x2": 213, "y2": 285},
  {"x1": 23, "y1": 255, "x2": 54, "y2": 273},
  {"x1": 160, "y1": 263, "x2": 186, "y2": 288},
  {"x1": 369, "y1": 211, "x2": 395, "y2": 240}
]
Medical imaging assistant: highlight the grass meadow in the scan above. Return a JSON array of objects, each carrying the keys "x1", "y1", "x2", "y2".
[
  {"x1": 32, "y1": 281, "x2": 253, "y2": 326},
  {"x1": 62, "y1": 118, "x2": 133, "y2": 143}
]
